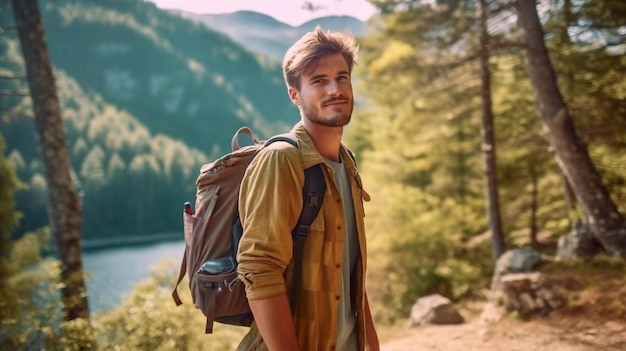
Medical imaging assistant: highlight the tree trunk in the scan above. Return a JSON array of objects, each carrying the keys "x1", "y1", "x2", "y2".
[
  {"x1": 515, "y1": 0, "x2": 626, "y2": 256},
  {"x1": 561, "y1": 171, "x2": 577, "y2": 228},
  {"x1": 11, "y1": 0, "x2": 91, "y2": 322},
  {"x1": 479, "y1": 0, "x2": 506, "y2": 261},
  {"x1": 529, "y1": 164, "x2": 538, "y2": 247}
]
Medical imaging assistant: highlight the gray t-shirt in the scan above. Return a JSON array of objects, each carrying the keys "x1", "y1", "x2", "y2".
[{"x1": 326, "y1": 155, "x2": 359, "y2": 351}]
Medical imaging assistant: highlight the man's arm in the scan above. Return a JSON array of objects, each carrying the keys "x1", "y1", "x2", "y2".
[
  {"x1": 237, "y1": 146, "x2": 304, "y2": 350},
  {"x1": 364, "y1": 292, "x2": 380, "y2": 351},
  {"x1": 249, "y1": 293, "x2": 301, "y2": 351}
]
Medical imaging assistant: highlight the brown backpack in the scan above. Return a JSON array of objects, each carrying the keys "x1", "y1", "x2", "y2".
[{"x1": 172, "y1": 127, "x2": 326, "y2": 333}]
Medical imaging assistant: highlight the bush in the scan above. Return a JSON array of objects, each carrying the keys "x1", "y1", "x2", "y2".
[{"x1": 93, "y1": 259, "x2": 248, "y2": 351}]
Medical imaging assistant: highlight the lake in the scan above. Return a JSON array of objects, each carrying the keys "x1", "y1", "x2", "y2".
[{"x1": 82, "y1": 239, "x2": 184, "y2": 314}]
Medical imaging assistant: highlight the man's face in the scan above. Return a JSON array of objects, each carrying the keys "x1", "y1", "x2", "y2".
[{"x1": 288, "y1": 53, "x2": 353, "y2": 127}]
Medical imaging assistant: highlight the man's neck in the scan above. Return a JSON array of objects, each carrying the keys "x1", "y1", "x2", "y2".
[{"x1": 302, "y1": 120, "x2": 343, "y2": 162}]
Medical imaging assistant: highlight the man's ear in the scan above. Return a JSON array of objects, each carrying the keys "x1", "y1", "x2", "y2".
[{"x1": 288, "y1": 86, "x2": 300, "y2": 106}]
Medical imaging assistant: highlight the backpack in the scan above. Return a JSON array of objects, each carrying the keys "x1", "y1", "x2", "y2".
[{"x1": 172, "y1": 126, "x2": 326, "y2": 334}]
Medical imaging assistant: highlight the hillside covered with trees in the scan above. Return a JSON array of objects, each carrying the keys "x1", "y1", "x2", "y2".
[{"x1": 0, "y1": 0, "x2": 303, "y2": 238}]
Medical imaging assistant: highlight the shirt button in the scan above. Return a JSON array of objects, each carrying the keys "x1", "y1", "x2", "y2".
[
  {"x1": 336, "y1": 198, "x2": 341, "y2": 203},
  {"x1": 335, "y1": 295, "x2": 340, "y2": 300},
  {"x1": 335, "y1": 263, "x2": 341, "y2": 268},
  {"x1": 337, "y1": 225, "x2": 341, "y2": 230}
]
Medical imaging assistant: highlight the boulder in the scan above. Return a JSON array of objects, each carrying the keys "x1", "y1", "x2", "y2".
[
  {"x1": 491, "y1": 247, "x2": 543, "y2": 291},
  {"x1": 499, "y1": 272, "x2": 565, "y2": 316},
  {"x1": 557, "y1": 220, "x2": 603, "y2": 259},
  {"x1": 483, "y1": 247, "x2": 563, "y2": 321},
  {"x1": 407, "y1": 294, "x2": 464, "y2": 328}
]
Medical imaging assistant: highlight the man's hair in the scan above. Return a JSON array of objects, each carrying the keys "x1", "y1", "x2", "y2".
[{"x1": 282, "y1": 26, "x2": 359, "y2": 90}]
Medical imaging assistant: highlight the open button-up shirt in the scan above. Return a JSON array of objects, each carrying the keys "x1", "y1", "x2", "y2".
[{"x1": 236, "y1": 122, "x2": 371, "y2": 351}]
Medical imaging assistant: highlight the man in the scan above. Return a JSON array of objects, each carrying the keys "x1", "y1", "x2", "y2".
[{"x1": 236, "y1": 26, "x2": 379, "y2": 351}]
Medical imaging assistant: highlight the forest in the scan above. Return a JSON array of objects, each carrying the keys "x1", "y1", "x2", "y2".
[
  {"x1": 0, "y1": 0, "x2": 295, "y2": 238},
  {"x1": 1, "y1": 0, "x2": 625, "y2": 350}
]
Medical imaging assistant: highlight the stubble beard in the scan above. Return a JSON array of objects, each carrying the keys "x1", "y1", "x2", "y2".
[{"x1": 301, "y1": 99, "x2": 354, "y2": 128}]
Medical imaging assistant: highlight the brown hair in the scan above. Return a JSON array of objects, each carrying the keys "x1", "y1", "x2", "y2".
[{"x1": 282, "y1": 26, "x2": 359, "y2": 90}]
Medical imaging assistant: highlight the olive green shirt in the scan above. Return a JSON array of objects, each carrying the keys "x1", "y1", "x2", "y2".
[{"x1": 236, "y1": 122, "x2": 371, "y2": 351}]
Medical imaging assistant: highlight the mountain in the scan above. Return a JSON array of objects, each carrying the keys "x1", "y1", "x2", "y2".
[
  {"x1": 0, "y1": 0, "x2": 371, "y2": 240},
  {"x1": 40, "y1": 0, "x2": 298, "y2": 154},
  {"x1": 174, "y1": 10, "x2": 369, "y2": 61},
  {"x1": 0, "y1": 0, "x2": 301, "y2": 238}
]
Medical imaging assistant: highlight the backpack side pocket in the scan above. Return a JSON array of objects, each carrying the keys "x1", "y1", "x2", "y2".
[{"x1": 194, "y1": 270, "x2": 252, "y2": 333}]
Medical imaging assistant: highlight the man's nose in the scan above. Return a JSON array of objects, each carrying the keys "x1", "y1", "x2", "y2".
[{"x1": 326, "y1": 81, "x2": 340, "y2": 95}]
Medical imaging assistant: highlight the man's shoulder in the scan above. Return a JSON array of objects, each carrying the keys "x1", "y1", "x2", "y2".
[
  {"x1": 252, "y1": 139, "x2": 303, "y2": 173},
  {"x1": 260, "y1": 138, "x2": 301, "y2": 159}
]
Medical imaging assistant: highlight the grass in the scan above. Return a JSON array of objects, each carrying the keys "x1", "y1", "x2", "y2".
[{"x1": 537, "y1": 255, "x2": 626, "y2": 324}]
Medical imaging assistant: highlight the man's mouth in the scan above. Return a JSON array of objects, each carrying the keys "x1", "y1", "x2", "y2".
[{"x1": 323, "y1": 99, "x2": 347, "y2": 107}]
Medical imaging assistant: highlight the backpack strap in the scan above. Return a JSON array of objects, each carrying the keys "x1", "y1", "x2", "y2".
[
  {"x1": 230, "y1": 134, "x2": 301, "y2": 259},
  {"x1": 172, "y1": 248, "x2": 187, "y2": 306},
  {"x1": 264, "y1": 133, "x2": 327, "y2": 315},
  {"x1": 266, "y1": 133, "x2": 298, "y2": 149},
  {"x1": 290, "y1": 163, "x2": 326, "y2": 313}
]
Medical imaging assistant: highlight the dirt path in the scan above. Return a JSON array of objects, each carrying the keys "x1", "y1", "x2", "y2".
[
  {"x1": 380, "y1": 261, "x2": 626, "y2": 351},
  {"x1": 380, "y1": 317, "x2": 626, "y2": 351}
]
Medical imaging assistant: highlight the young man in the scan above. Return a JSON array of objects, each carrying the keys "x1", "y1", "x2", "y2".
[{"x1": 236, "y1": 26, "x2": 379, "y2": 351}]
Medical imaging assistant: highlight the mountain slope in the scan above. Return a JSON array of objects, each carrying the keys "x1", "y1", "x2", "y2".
[
  {"x1": 0, "y1": 0, "x2": 303, "y2": 238},
  {"x1": 39, "y1": 0, "x2": 297, "y2": 154},
  {"x1": 0, "y1": 0, "x2": 369, "y2": 239},
  {"x1": 175, "y1": 10, "x2": 369, "y2": 61}
]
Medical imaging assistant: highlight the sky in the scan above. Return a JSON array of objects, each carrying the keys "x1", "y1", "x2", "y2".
[{"x1": 146, "y1": 0, "x2": 378, "y2": 27}]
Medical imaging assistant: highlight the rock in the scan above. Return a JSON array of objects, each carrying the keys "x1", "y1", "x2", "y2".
[
  {"x1": 499, "y1": 272, "x2": 565, "y2": 316},
  {"x1": 484, "y1": 249, "x2": 565, "y2": 319},
  {"x1": 407, "y1": 294, "x2": 464, "y2": 328},
  {"x1": 557, "y1": 220, "x2": 603, "y2": 259},
  {"x1": 491, "y1": 247, "x2": 543, "y2": 291}
]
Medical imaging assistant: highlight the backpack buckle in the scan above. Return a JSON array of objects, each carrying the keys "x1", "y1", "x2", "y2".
[
  {"x1": 295, "y1": 224, "x2": 310, "y2": 238},
  {"x1": 305, "y1": 192, "x2": 319, "y2": 207}
]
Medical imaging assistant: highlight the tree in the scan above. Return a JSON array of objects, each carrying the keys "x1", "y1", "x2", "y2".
[
  {"x1": 10, "y1": 0, "x2": 92, "y2": 337},
  {"x1": 515, "y1": 0, "x2": 626, "y2": 256},
  {"x1": 478, "y1": 0, "x2": 506, "y2": 260}
]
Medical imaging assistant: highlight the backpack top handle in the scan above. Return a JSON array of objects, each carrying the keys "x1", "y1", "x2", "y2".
[{"x1": 231, "y1": 126, "x2": 260, "y2": 151}]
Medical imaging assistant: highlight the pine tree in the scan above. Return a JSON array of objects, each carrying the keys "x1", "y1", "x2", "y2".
[
  {"x1": 515, "y1": 0, "x2": 626, "y2": 256},
  {"x1": 11, "y1": 0, "x2": 92, "y2": 342}
]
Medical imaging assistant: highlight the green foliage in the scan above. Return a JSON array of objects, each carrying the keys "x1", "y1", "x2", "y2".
[
  {"x1": 543, "y1": 0, "x2": 626, "y2": 211},
  {"x1": 1, "y1": 0, "x2": 298, "y2": 240},
  {"x1": 37, "y1": 0, "x2": 292, "y2": 152},
  {"x1": 94, "y1": 260, "x2": 247, "y2": 351},
  {"x1": 1, "y1": 246, "x2": 247, "y2": 350},
  {"x1": 3, "y1": 70, "x2": 209, "y2": 238},
  {"x1": 0, "y1": 228, "x2": 95, "y2": 350},
  {"x1": 362, "y1": 179, "x2": 493, "y2": 323},
  {"x1": 353, "y1": 0, "x2": 626, "y2": 325},
  {"x1": 0, "y1": 132, "x2": 25, "y2": 238}
]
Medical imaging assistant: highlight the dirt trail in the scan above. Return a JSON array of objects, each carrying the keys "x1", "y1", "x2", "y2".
[
  {"x1": 380, "y1": 314, "x2": 626, "y2": 351},
  {"x1": 380, "y1": 259, "x2": 626, "y2": 351}
]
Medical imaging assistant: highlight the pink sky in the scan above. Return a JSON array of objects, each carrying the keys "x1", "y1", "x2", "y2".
[{"x1": 146, "y1": 0, "x2": 377, "y2": 26}]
